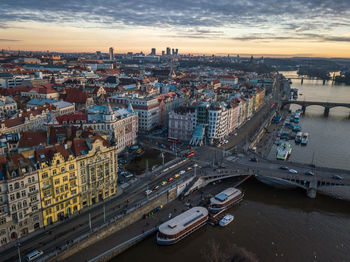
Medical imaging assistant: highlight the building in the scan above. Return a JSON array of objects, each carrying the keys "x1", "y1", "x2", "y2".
[
  {"x1": 151, "y1": 48, "x2": 156, "y2": 55},
  {"x1": 0, "y1": 96, "x2": 17, "y2": 119},
  {"x1": 108, "y1": 95, "x2": 159, "y2": 132},
  {"x1": 73, "y1": 136, "x2": 118, "y2": 208},
  {"x1": 168, "y1": 107, "x2": 196, "y2": 141},
  {"x1": 207, "y1": 102, "x2": 228, "y2": 144},
  {"x1": 166, "y1": 47, "x2": 171, "y2": 56},
  {"x1": 21, "y1": 84, "x2": 59, "y2": 100},
  {"x1": 0, "y1": 154, "x2": 43, "y2": 246},
  {"x1": 35, "y1": 145, "x2": 80, "y2": 226},
  {"x1": 109, "y1": 47, "x2": 114, "y2": 61},
  {"x1": 84, "y1": 104, "x2": 138, "y2": 152}
]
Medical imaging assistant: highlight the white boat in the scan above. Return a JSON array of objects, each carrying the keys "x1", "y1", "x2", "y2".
[
  {"x1": 157, "y1": 207, "x2": 208, "y2": 245},
  {"x1": 295, "y1": 132, "x2": 302, "y2": 143},
  {"x1": 301, "y1": 132, "x2": 309, "y2": 145},
  {"x1": 219, "y1": 214, "x2": 234, "y2": 227},
  {"x1": 208, "y1": 188, "x2": 243, "y2": 213},
  {"x1": 276, "y1": 142, "x2": 292, "y2": 160}
]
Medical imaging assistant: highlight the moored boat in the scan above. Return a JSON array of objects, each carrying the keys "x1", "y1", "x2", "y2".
[
  {"x1": 219, "y1": 214, "x2": 234, "y2": 227},
  {"x1": 295, "y1": 132, "x2": 302, "y2": 143},
  {"x1": 301, "y1": 132, "x2": 309, "y2": 145},
  {"x1": 157, "y1": 207, "x2": 208, "y2": 245},
  {"x1": 208, "y1": 188, "x2": 243, "y2": 213},
  {"x1": 276, "y1": 142, "x2": 292, "y2": 160}
]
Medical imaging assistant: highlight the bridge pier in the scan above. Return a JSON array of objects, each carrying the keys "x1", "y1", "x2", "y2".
[
  {"x1": 324, "y1": 107, "x2": 330, "y2": 117},
  {"x1": 307, "y1": 188, "x2": 317, "y2": 199},
  {"x1": 302, "y1": 105, "x2": 306, "y2": 114}
]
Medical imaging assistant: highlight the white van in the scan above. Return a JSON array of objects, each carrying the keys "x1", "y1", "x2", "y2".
[{"x1": 25, "y1": 250, "x2": 44, "y2": 261}]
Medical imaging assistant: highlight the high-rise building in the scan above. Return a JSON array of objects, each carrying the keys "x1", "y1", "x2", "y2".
[
  {"x1": 151, "y1": 48, "x2": 156, "y2": 55},
  {"x1": 96, "y1": 51, "x2": 101, "y2": 59},
  {"x1": 109, "y1": 47, "x2": 114, "y2": 60},
  {"x1": 162, "y1": 51, "x2": 165, "y2": 56},
  {"x1": 166, "y1": 47, "x2": 171, "y2": 56},
  {"x1": 172, "y1": 49, "x2": 175, "y2": 56},
  {"x1": 175, "y1": 49, "x2": 179, "y2": 56}
]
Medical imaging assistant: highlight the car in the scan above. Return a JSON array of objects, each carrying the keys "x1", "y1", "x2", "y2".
[
  {"x1": 332, "y1": 175, "x2": 343, "y2": 180},
  {"x1": 279, "y1": 166, "x2": 289, "y2": 170},
  {"x1": 167, "y1": 177, "x2": 174, "y2": 182},
  {"x1": 186, "y1": 167, "x2": 192, "y2": 171},
  {"x1": 145, "y1": 189, "x2": 152, "y2": 196},
  {"x1": 305, "y1": 171, "x2": 314, "y2": 176},
  {"x1": 174, "y1": 174, "x2": 180, "y2": 178},
  {"x1": 179, "y1": 170, "x2": 185, "y2": 175},
  {"x1": 161, "y1": 181, "x2": 167, "y2": 186},
  {"x1": 152, "y1": 185, "x2": 160, "y2": 191},
  {"x1": 288, "y1": 169, "x2": 298, "y2": 174},
  {"x1": 25, "y1": 250, "x2": 44, "y2": 262},
  {"x1": 250, "y1": 157, "x2": 258, "y2": 162}
]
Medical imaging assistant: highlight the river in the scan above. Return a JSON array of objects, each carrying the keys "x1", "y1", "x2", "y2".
[
  {"x1": 113, "y1": 180, "x2": 350, "y2": 262},
  {"x1": 267, "y1": 71, "x2": 350, "y2": 170},
  {"x1": 110, "y1": 71, "x2": 350, "y2": 262}
]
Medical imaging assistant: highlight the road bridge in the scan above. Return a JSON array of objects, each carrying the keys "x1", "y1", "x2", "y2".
[{"x1": 281, "y1": 100, "x2": 350, "y2": 116}]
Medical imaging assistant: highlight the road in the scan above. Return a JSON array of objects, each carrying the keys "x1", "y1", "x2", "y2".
[
  {"x1": 223, "y1": 154, "x2": 350, "y2": 184},
  {"x1": 0, "y1": 160, "x2": 195, "y2": 262}
]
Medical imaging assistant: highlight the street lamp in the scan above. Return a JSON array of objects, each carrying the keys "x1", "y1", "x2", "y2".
[
  {"x1": 17, "y1": 240, "x2": 22, "y2": 262},
  {"x1": 193, "y1": 163, "x2": 198, "y2": 177}
]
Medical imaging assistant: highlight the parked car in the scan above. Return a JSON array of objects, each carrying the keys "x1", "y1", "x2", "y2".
[
  {"x1": 161, "y1": 181, "x2": 167, "y2": 186},
  {"x1": 305, "y1": 171, "x2": 314, "y2": 176},
  {"x1": 288, "y1": 169, "x2": 298, "y2": 174},
  {"x1": 174, "y1": 174, "x2": 180, "y2": 178},
  {"x1": 167, "y1": 177, "x2": 174, "y2": 182},
  {"x1": 250, "y1": 157, "x2": 258, "y2": 162},
  {"x1": 152, "y1": 185, "x2": 160, "y2": 191},
  {"x1": 279, "y1": 166, "x2": 289, "y2": 170},
  {"x1": 332, "y1": 175, "x2": 343, "y2": 180},
  {"x1": 186, "y1": 167, "x2": 192, "y2": 171},
  {"x1": 25, "y1": 250, "x2": 44, "y2": 262},
  {"x1": 179, "y1": 170, "x2": 185, "y2": 175}
]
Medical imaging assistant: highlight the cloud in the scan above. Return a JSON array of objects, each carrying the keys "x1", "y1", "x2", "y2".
[
  {"x1": 0, "y1": 39, "x2": 21, "y2": 42},
  {"x1": 1, "y1": 0, "x2": 350, "y2": 42}
]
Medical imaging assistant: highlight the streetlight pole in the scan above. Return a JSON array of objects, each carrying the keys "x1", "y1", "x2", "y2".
[
  {"x1": 194, "y1": 163, "x2": 198, "y2": 177},
  {"x1": 89, "y1": 213, "x2": 92, "y2": 232},
  {"x1": 17, "y1": 240, "x2": 22, "y2": 262}
]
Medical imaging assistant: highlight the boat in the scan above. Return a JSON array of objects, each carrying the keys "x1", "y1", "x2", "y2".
[
  {"x1": 301, "y1": 132, "x2": 309, "y2": 145},
  {"x1": 219, "y1": 214, "x2": 234, "y2": 227},
  {"x1": 208, "y1": 188, "x2": 243, "y2": 213},
  {"x1": 295, "y1": 132, "x2": 302, "y2": 143},
  {"x1": 276, "y1": 142, "x2": 292, "y2": 160},
  {"x1": 157, "y1": 207, "x2": 208, "y2": 245}
]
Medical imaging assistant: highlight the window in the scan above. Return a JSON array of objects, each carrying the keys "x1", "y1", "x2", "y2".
[
  {"x1": 53, "y1": 170, "x2": 57, "y2": 176},
  {"x1": 12, "y1": 205, "x2": 16, "y2": 211},
  {"x1": 21, "y1": 191, "x2": 26, "y2": 197},
  {"x1": 54, "y1": 179, "x2": 60, "y2": 185},
  {"x1": 42, "y1": 172, "x2": 48, "y2": 179},
  {"x1": 21, "y1": 181, "x2": 24, "y2": 188},
  {"x1": 0, "y1": 218, "x2": 6, "y2": 225},
  {"x1": 23, "y1": 200, "x2": 27, "y2": 207},
  {"x1": 28, "y1": 177, "x2": 31, "y2": 183},
  {"x1": 16, "y1": 192, "x2": 20, "y2": 199},
  {"x1": 17, "y1": 202, "x2": 22, "y2": 209},
  {"x1": 29, "y1": 186, "x2": 36, "y2": 192},
  {"x1": 69, "y1": 164, "x2": 74, "y2": 170},
  {"x1": 10, "y1": 194, "x2": 15, "y2": 201},
  {"x1": 32, "y1": 205, "x2": 38, "y2": 211},
  {"x1": 63, "y1": 176, "x2": 68, "y2": 182},
  {"x1": 61, "y1": 167, "x2": 65, "y2": 173}
]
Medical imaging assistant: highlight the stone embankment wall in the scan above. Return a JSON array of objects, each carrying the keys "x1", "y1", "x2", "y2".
[{"x1": 53, "y1": 187, "x2": 177, "y2": 262}]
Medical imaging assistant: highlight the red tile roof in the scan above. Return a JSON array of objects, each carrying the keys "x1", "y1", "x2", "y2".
[
  {"x1": 18, "y1": 131, "x2": 47, "y2": 148},
  {"x1": 65, "y1": 88, "x2": 89, "y2": 104}
]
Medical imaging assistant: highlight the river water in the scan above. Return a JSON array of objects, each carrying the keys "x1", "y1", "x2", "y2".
[
  {"x1": 268, "y1": 71, "x2": 350, "y2": 170},
  {"x1": 113, "y1": 180, "x2": 350, "y2": 262},
  {"x1": 111, "y1": 71, "x2": 350, "y2": 262}
]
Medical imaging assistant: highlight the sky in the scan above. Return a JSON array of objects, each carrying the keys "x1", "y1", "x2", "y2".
[{"x1": 1, "y1": 0, "x2": 350, "y2": 58}]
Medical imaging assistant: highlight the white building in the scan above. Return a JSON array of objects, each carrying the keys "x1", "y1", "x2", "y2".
[
  {"x1": 207, "y1": 102, "x2": 229, "y2": 144},
  {"x1": 0, "y1": 96, "x2": 17, "y2": 119},
  {"x1": 168, "y1": 107, "x2": 196, "y2": 141},
  {"x1": 108, "y1": 94, "x2": 159, "y2": 132}
]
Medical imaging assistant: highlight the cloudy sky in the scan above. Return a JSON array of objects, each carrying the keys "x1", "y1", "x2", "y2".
[{"x1": 1, "y1": 0, "x2": 350, "y2": 57}]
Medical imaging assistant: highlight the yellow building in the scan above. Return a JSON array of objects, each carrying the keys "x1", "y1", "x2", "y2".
[
  {"x1": 255, "y1": 88, "x2": 265, "y2": 111},
  {"x1": 36, "y1": 145, "x2": 80, "y2": 226}
]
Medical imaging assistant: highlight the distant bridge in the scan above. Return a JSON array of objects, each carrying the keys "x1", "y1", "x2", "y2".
[{"x1": 281, "y1": 100, "x2": 350, "y2": 116}]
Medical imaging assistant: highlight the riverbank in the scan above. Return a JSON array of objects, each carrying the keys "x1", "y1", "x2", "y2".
[{"x1": 61, "y1": 177, "x2": 247, "y2": 262}]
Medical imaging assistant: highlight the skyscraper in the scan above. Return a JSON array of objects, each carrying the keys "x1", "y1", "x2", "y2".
[
  {"x1": 166, "y1": 47, "x2": 171, "y2": 56},
  {"x1": 151, "y1": 48, "x2": 156, "y2": 55},
  {"x1": 162, "y1": 50, "x2": 165, "y2": 56},
  {"x1": 109, "y1": 47, "x2": 114, "y2": 60},
  {"x1": 175, "y1": 49, "x2": 179, "y2": 56}
]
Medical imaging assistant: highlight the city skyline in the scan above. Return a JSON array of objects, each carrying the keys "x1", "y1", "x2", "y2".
[{"x1": 1, "y1": 1, "x2": 350, "y2": 57}]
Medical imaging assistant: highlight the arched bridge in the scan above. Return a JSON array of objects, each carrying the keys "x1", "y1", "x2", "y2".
[{"x1": 281, "y1": 100, "x2": 350, "y2": 116}]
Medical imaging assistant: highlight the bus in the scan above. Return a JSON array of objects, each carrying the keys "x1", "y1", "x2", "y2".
[
  {"x1": 185, "y1": 150, "x2": 195, "y2": 158},
  {"x1": 168, "y1": 137, "x2": 180, "y2": 143}
]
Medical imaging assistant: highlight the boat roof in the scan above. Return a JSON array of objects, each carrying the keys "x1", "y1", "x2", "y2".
[
  {"x1": 210, "y1": 187, "x2": 241, "y2": 204},
  {"x1": 158, "y1": 207, "x2": 208, "y2": 235}
]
